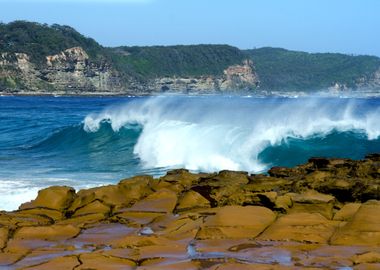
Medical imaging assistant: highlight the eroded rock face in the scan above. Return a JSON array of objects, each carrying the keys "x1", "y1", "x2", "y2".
[
  {"x1": 0, "y1": 155, "x2": 379, "y2": 269},
  {"x1": 150, "y1": 59, "x2": 260, "y2": 93},
  {"x1": 0, "y1": 47, "x2": 124, "y2": 94},
  {"x1": 43, "y1": 47, "x2": 123, "y2": 93},
  {"x1": 0, "y1": 48, "x2": 260, "y2": 94}
]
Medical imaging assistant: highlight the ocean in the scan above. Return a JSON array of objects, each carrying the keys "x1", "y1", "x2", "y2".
[{"x1": 1, "y1": 95, "x2": 380, "y2": 210}]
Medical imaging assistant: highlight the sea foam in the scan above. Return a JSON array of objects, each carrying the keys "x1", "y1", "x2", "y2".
[{"x1": 83, "y1": 96, "x2": 380, "y2": 172}]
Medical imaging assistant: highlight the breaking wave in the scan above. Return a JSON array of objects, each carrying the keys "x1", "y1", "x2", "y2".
[{"x1": 82, "y1": 96, "x2": 380, "y2": 172}]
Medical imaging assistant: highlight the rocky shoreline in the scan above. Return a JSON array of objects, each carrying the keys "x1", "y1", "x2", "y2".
[{"x1": 0, "y1": 155, "x2": 380, "y2": 269}]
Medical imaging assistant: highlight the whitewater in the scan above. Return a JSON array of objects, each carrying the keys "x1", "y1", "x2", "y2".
[{"x1": 1, "y1": 95, "x2": 380, "y2": 210}]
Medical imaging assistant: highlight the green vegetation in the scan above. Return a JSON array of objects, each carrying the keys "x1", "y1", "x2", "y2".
[
  {"x1": 0, "y1": 21, "x2": 246, "y2": 79},
  {"x1": 0, "y1": 21, "x2": 105, "y2": 64},
  {"x1": 1, "y1": 21, "x2": 380, "y2": 92},
  {"x1": 110, "y1": 45, "x2": 246, "y2": 79},
  {"x1": 245, "y1": 47, "x2": 380, "y2": 91}
]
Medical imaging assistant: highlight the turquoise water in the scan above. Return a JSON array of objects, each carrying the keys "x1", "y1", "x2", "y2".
[{"x1": 1, "y1": 95, "x2": 380, "y2": 210}]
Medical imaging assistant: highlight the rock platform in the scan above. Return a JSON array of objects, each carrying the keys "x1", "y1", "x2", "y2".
[{"x1": 1, "y1": 155, "x2": 380, "y2": 269}]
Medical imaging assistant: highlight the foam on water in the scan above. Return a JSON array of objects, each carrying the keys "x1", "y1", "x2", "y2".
[
  {"x1": 1, "y1": 95, "x2": 380, "y2": 211},
  {"x1": 84, "y1": 96, "x2": 380, "y2": 172}
]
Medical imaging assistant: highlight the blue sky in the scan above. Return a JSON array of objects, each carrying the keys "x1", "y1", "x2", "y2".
[{"x1": 1, "y1": 0, "x2": 379, "y2": 56}]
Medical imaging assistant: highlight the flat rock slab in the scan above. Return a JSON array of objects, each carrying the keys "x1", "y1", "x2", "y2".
[
  {"x1": 114, "y1": 211, "x2": 164, "y2": 225},
  {"x1": 331, "y1": 201, "x2": 380, "y2": 246},
  {"x1": 11, "y1": 247, "x2": 80, "y2": 269},
  {"x1": 196, "y1": 206, "x2": 276, "y2": 239},
  {"x1": 19, "y1": 255, "x2": 80, "y2": 270},
  {"x1": 77, "y1": 253, "x2": 136, "y2": 270},
  {"x1": 258, "y1": 213, "x2": 338, "y2": 244},
  {"x1": 14, "y1": 224, "x2": 80, "y2": 241},
  {"x1": 129, "y1": 188, "x2": 178, "y2": 214},
  {"x1": 136, "y1": 260, "x2": 200, "y2": 270},
  {"x1": 1, "y1": 160, "x2": 380, "y2": 269},
  {"x1": 69, "y1": 223, "x2": 137, "y2": 247}
]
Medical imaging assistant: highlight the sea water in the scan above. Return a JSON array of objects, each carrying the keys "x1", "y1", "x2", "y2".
[{"x1": 1, "y1": 95, "x2": 380, "y2": 210}]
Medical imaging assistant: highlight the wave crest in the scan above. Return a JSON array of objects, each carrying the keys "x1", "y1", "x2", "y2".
[{"x1": 83, "y1": 96, "x2": 380, "y2": 172}]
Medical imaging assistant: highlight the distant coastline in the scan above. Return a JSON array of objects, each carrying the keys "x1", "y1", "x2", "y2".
[
  {"x1": 1, "y1": 21, "x2": 380, "y2": 96},
  {"x1": 2, "y1": 89, "x2": 380, "y2": 99}
]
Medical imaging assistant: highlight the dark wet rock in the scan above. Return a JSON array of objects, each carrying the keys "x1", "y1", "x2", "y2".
[
  {"x1": 154, "y1": 169, "x2": 203, "y2": 193},
  {"x1": 191, "y1": 170, "x2": 250, "y2": 207},
  {"x1": 268, "y1": 166, "x2": 301, "y2": 178},
  {"x1": 365, "y1": 153, "x2": 380, "y2": 161}
]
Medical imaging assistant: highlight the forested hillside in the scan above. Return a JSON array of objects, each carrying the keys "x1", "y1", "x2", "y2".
[
  {"x1": 246, "y1": 47, "x2": 380, "y2": 91},
  {"x1": 1, "y1": 21, "x2": 380, "y2": 94}
]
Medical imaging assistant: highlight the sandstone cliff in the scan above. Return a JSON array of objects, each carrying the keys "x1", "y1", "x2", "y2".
[
  {"x1": 2, "y1": 20, "x2": 380, "y2": 95},
  {"x1": 0, "y1": 47, "x2": 259, "y2": 95},
  {"x1": 0, "y1": 47, "x2": 125, "y2": 94},
  {"x1": 147, "y1": 59, "x2": 259, "y2": 93}
]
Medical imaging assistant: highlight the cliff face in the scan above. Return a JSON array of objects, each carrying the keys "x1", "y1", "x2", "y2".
[
  {"x1": 0, "y1": 47, "x2": 124, "y2": 94},
  {"x1": 328, "y1": 68, "x2": 380, "y2": 92},
  {"x1": 147, "y1": 59, "x2": 259, "y2": 93},
  {"x1": 356, "y1": 67, "x2": 380, "y2": 89},
  {"x1": 0, "y1": 47, "x2": 259, "y2": 94},
  {"x1": 43, "y1": 47, "x2": 123, "y2": 92}
]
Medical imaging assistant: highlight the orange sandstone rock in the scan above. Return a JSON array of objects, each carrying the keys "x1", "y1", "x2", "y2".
[
  {"x1": 77, "y1": 253, "x2": 136, "y2": 270},
  {"x1": 14, "y1": 224, "x2": 80, "y2": 241},
  {"x1": 333, "y1": 203, "x2": 361, "y2": 221},
  {"x1": 129, "y1": 188, "x2": 178, "y2": 214},
  {"x1": 19, "y1": 186, "x2": 75, "y2": 211},
  {"x1": 331, "y1": 201, "x2": 380, "y2": 246},
  {"x1": 196, "y1": 206, "x2": 276, "y2": 239},
  {"x1": 176, "y1": 190, "x2": 210, "y2": 212},
  {"x1": 258, "y1": 212, "x2": 338, "y2": 244}
]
